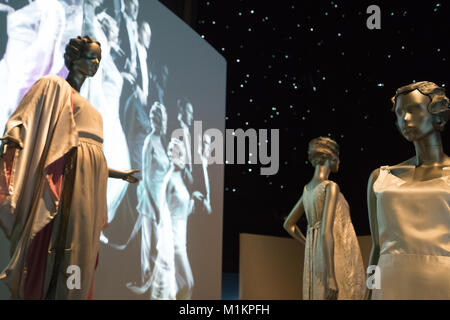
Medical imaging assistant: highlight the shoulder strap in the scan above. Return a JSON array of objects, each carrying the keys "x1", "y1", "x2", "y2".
[{"x1": 373, "y1": 165, "x2": 390, "y2": 193}]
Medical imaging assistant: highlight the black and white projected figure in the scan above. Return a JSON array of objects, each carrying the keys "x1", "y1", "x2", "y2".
[
  {"x1": 0, "y1": 0, "x2": 70, "y2": 133},
  {"x1": 100, "y1": 0, "x2": 154, "y2": 247},
  {"x1": 149, "y1": 64, "x2": 169, "y2": 106},
  {"x1": 122, "y1": 20, "x2": 152, "y2": 170},
  {"x1": 116, "y1": 0, "x2": 149, "y2": 164},
  {"x1": 133, "y1": 137, "x2": 196, "y2": 300},
  {"x1": 163, "y1": 138, "x2": 195, "y2": 300},
  {"x1": 124, "y1": 104, "x2": 196, "y2": 300},
  {"x1": 176, "y1": 98, "x2": 194, "y2": 173},
  {"x1": 117, "y1": 0, "x2": 139, "y2": 79},
  {"x1": 81, "y1": 0, "x2": 131, "y2": 217},
  {"x1": 192, "y1": 134, "x2": 212, "y2": 215},
  {"x1": 176, "y1": 99, "x2": 212, "y2": 216},
  {"x1": 130, "y1": 102, "x2": 173, "y2": 298}
]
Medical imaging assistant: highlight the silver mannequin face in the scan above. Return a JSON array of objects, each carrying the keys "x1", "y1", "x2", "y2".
[{"x1": 394, "y1": 89, "x2": 435, "y2": 142}]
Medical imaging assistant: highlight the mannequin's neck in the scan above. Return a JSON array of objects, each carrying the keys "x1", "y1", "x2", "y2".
[
  {"x1": 66, "y1": 71, "x2": 86, "y2": 92},
  {"x1": 313, "y1": 164, "x2": 330, "y2": 181},
  {"x1": 413, "y1": 131, "x2": 445, "y2": 166}
]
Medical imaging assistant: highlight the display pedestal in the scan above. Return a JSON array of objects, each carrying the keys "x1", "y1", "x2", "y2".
[{"x1": 239, "y1": 233, "x2": 372, "y2": 300}]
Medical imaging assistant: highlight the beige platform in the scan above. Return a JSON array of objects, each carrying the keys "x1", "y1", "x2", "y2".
[{"x1": 239, "y1": 233, "x2": 372, "y2": 300}]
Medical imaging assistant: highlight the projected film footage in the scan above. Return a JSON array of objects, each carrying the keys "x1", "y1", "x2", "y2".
[{"x1": 0, "y1": 0, "x2": 225, "y2": 300}]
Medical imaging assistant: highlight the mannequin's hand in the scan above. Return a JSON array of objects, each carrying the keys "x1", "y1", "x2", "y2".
[
  {"x1": 325, "y1": 276, "x2": 338, "y2": 300},
  {"x1": 122, "y1": 169, "x2": 140, "y2": 183},
  {"x1": 364, "y1": 288, "x2": 372, "y2": 300}
]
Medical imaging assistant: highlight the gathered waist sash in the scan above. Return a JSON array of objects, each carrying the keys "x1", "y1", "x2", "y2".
[
  {"x1": 308, "y1": 221, "x2": 322, "y2": 230},
  {"x1": 78, "y1": 133, "x2": 103, "y2": 147}
]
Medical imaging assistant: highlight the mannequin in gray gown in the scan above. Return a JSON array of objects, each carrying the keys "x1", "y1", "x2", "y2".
[
  {"x1": 367, "y1": 81, "x2": 450, "y2": 299},
  {"x1": 284, "y1": 137, "x2": 365, "y2": 300}
]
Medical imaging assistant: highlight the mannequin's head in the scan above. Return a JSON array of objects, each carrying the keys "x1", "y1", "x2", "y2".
[
  {"x1": 64, "y1": 36, "x2": 101, "y2": 77},
  {"x1": 391, "y1": 81, "x2": 449, "y2": 142},
  {"x1": 149, "y1": 101, "x2": 167, "y2": 135},
  {"x1": 308, "y1": 137, "x2": 340, "y2": 173}
]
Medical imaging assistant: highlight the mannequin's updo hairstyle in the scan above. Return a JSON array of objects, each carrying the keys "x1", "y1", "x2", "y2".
[
  {"x1": 64, "y1": 36, "x2": 101, "y2": 70},
  {"x1": 307, "y1": 137, "x2": 340, "y2": 167},
  {"x1": 391, "y1": 81, "x2": 450, "y2": 131}
]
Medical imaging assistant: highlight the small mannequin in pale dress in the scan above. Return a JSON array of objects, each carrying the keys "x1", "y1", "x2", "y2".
[
  {"x1": 284, "y1": 137, "x2": 365, "y2": 300},
  {"x1": 367, "y1": 81, "x2": 450, "y2": 299}
]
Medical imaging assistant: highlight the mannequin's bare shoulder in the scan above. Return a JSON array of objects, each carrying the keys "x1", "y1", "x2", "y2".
[
  {"x1": 441, "y1": 154, "x2": 450, "y2": 167},
  {"x1": 368, "y1": 168, "x2": 380, "y2": 186},
  {"x1": 440, "y1": 155, "x2": 450, "y2": 176},
  {"x1": 325, "y1": 180, "x2": 340, "y2": 194}
]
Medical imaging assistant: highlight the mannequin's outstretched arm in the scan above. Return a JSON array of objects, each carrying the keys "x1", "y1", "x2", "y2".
[
  {"x1": 365, "y1": 168, "x2": 381, "y2": 300},
  {"x1": 321, "y1": 182, "x2": 339, "y2": 299},
  {"x1": 283, "y1": 195, "x2": 307, "y2": 245},
  {"x1": 108, "y1": 168, "x2": 139, "y2": 183}
]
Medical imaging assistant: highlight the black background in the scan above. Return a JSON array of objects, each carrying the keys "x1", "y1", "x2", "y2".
[{"x1": 188, "y1": 0, "x2": 449, "y2": 273}]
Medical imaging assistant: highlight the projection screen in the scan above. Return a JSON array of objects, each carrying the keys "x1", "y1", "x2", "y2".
[{"x1": 0, "y1": 0, "x2": 225, "y2": 300}]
